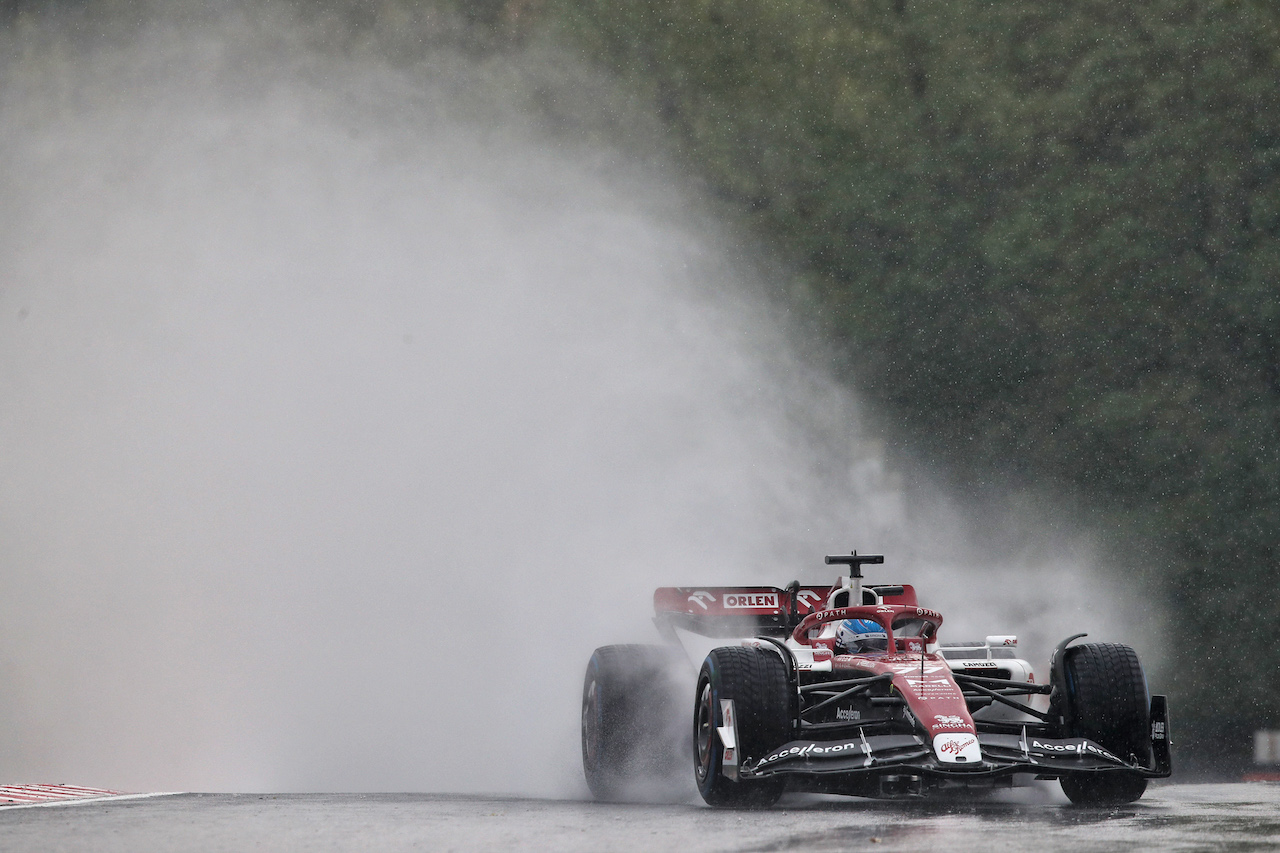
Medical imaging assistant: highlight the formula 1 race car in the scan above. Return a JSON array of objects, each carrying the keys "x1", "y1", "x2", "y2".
[{"x1": 581, "y1": 552, "x2": 1172, "y2": 807}]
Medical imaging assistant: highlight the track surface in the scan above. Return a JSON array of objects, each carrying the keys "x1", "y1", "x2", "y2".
[{"x1": 0, "y1": 783, "x2": 1276, "y2": 851}]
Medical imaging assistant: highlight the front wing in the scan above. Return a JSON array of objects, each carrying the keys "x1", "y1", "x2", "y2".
[
  {"x1": 742, "y1": 695, "x2": 1172, "y2": 784},
  {"x1": 743, "y1": 710, "x2": 1171, "y2": 784},
  {"x1": 742, "y1": 732, "x2": 1163, "y2": 781}
]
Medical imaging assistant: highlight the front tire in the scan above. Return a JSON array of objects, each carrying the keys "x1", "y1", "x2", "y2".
[
  {"x1": 693, "y1": 646, "x2": 790, "y2": 808},
  {"x1": 1057, "y1": 643, "x2": 1150, "y2": 805},
  {"x1": 1060, "y1": 772, "x2": 1148, "y2": 805}
]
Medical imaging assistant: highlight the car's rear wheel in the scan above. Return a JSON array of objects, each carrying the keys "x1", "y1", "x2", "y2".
[
  {"x1": 1057, "y1": 642, "x2": 1150, "y2": 805},
  {"x1": 693, "y1": 646, "x2": 790, "y2": 808},
  {"x1": 581, "y1": 644, "x2": 687, "y2": 802}
]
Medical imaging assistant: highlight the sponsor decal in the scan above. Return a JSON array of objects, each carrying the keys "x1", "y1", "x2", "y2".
[
  {"x1": 836, "y1": 708, "x2": 861, "y2": 721},
  {"x1": 724, "y1": 592, "x2": 778, "y2": 609},
  {"x1": 932, "y1": 714, "x2": 968, "y2": 731},
  {"x1": 797, "y1": 646, "x2": 833, "y2": 672},
  {"x1": 887, "y1": 662, "x2": 948, "y2": 676},
  {"x1": 938, "y1": 738, "x2": 969, "y2": 756},
  {"x1": 1032, "y1": 740, "x2": 1079, "y2": 753},
  {"x1": 797, "y1": 590, "x2": 823, "y2": 609},
  {"x1": 815, "y1": 607, "x2": 883, "y2": 623},
  {"x1": 933, "y1": 733, "x2": 980, "y2": 763},
  {"x1": 756, "y1": 740, "x2": 864, "y2": 769},
  {"x1": 961, "y1": 661, "x2": 998, "y2": 668},
  {"x1": 1031, "y1": 739, "x2": 1118, "y2": 760},
  {"x1": 809, "y1": 605, "x2": 941, "y2": 625},
  {"x1": 687, "y1": 591, "x2": 715, "y2": 610}
]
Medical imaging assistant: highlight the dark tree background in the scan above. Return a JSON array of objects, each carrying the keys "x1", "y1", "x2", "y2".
[{"x1": 543, "y1": 0, "x2": 1280, "y2": 770}]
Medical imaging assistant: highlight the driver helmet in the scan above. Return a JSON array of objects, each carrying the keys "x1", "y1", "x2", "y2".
[{"x1": 836, "y1": 618, "x2": 887, "y2": 654}]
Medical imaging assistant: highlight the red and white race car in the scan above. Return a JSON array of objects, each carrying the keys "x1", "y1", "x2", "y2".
[{"x1": 581, "y1": 552, "x2": 1171, "y2": 806}]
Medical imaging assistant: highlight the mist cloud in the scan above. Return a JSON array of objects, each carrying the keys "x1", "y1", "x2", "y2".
[{"x1": 0, "y1": 2, "x2": 1154, "y2": 795}]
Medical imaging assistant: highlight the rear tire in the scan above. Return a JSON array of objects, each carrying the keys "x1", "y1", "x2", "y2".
[
  {"x1": 581, "y1": 644, "x2": 687, "y2": 802},
  {"x1": 1057, "y1": 643, "x2": 1150, "y2": 805},
  {"x1": 693, "y1": 646, "x2": 790, "y2": 808}
]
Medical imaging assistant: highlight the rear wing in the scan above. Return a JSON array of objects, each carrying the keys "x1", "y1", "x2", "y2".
[{"x1": 654, "y1": 583, "x2": 918, "y2": 639}]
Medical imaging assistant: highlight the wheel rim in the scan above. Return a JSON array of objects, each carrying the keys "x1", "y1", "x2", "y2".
[{"x1": 695, "y1": 680, "x2": 714, "y2": 782}]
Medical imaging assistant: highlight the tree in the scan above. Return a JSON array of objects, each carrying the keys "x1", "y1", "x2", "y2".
[{"x1": 549, "y1": 0, "x2": 1280, "y2": 766}]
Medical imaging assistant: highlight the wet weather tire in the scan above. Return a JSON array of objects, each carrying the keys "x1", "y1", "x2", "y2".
[
  {"x1": 694, "y1": 646, "x2": 790, "y2": 808},
  {"x1": 1060, "y1": 772, "x2": 1148, "y2": 806},
  {"x1": 581, "y1": 644, "x2": 687, "y2": 802},
  {"x1": 1058, "y1": 643, "x2": 1150, "y2": 805}
]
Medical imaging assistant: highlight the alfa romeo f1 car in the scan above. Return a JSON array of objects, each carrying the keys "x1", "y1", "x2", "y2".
[{"x1": 581, "y1": 552, "x2": 1171, "y2": 807}]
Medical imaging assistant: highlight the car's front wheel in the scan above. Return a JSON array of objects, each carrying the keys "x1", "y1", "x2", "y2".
[
  {"x1": 693, "y1": 646, "x2": 790, "y2": 808},
  {"x1": 1060, "y1": 772, "x2": 1148, "y2": 805},
  {"x1": 1056, "y1": 642, "x2": 1150, "y2": 805}
]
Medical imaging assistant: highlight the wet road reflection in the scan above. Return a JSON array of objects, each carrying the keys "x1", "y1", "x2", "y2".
[{"x1": 1, "y1": 783, "x2": 1277, "y2": 852}]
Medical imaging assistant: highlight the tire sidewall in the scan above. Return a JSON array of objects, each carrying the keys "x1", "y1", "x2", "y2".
[
  {"x1": 581, "y1": 654, "x2": 606, "y2": 782},
  {"x1": 694, "y1": 655, "x2": 724, "y2": 801}
]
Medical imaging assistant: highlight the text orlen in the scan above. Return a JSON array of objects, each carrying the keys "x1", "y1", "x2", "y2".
[{"x1": 724, "y1": 592, "x2": 779, "y2": 609}]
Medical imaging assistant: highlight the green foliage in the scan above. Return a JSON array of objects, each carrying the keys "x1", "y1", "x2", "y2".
[{"x1": 546, "y1": 0, "x2": 1280, "y2": 762}]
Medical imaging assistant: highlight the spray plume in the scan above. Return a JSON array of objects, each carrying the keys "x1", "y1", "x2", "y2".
[{"x1": 0, "y1": 2, "x2": 1154, "y2": 794}]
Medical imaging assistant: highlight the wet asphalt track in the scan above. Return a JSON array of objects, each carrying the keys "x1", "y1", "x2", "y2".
[{"x1": 1, "y1": 783, "x2": 1277, "y2": 852}]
